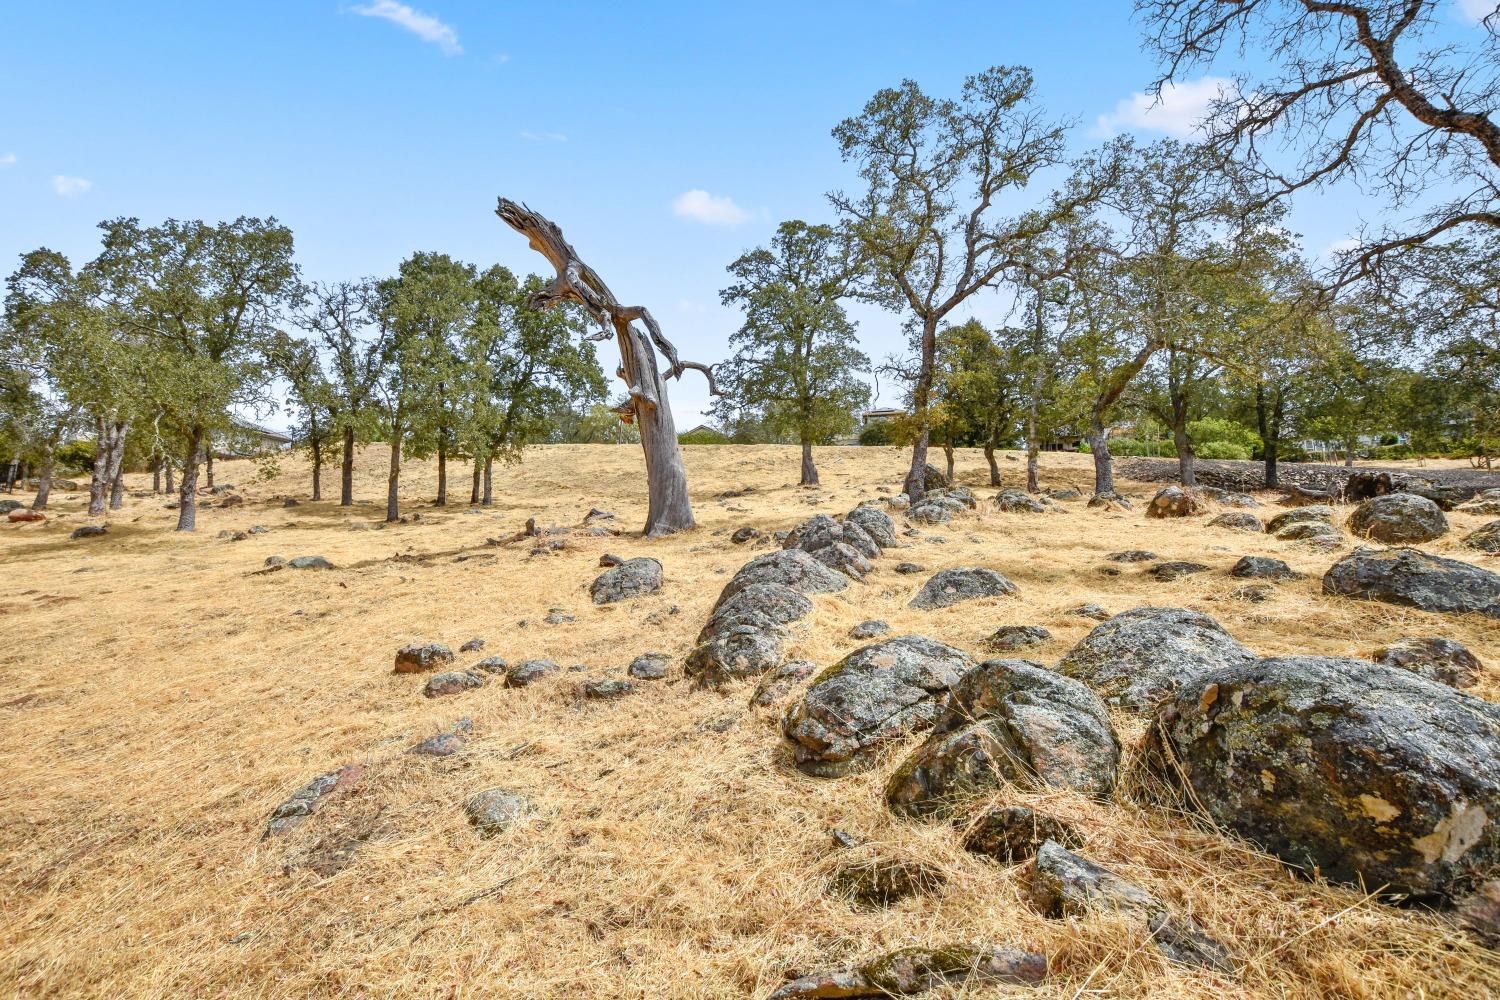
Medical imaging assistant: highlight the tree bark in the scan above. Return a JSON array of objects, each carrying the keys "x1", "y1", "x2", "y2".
[
  {"x1": 496, "y1": 199, "x2": 716, "y2": 537},
  {"x1": 386, "y1": 434, "x2": 402, "y2": 522},
  {"x1": 340, "y1": 424, "x2": 356, "y2": 506},
  {"x1": 984, "y1": 442, "x2": 1001, "y2": 487},
  {"x1": 165, "y1": 463, "x2": 174, "y2": 495},
  {"x1": 470, "y1": 454, "x2": 482, "y2": 505},
  {"x1": 205, "y1": 434, "x2": 214, "y2": 489},
  {"x1": 311, "y1": 438, "x2": 323, "y2": 501},
  {"x1": 1088, "y1": 412, "x2": 1116, "y2": 497},
  {"x1": 110, "y1": 469, "x2": 124, "y2": 510},
  {"x1": 33, "y1": 449, "x2": 55, "y2": 510},
  {"x1": 903, "y1": 315, "x2": 939, "y2": 502},
  {"x1": 942, "y1": 442, "x2": 955, "y2": 485},
  {"x1": 482, "y1": 454, "x2": 493, "y2": 505},
  {"x1": 3, "y1": 455, "x2": 17, "y2": 493},
  {"x1": 176, "y1": 426, "x2": 203, "y2": 532},
  {"x1": 152, "y1": 459, "x2": 161, "y2": 494},
  {"x1": 799, "y1": 438, "x2": 819, "y2": 487},
  {"x1": 1171, "y1": 399, "x2": 1195, "y2": 488},
  {"x1": 89, "y1": 416, "x2": 111, "y2": 514},
  {"x1": 435, "y1": 440, "x2": 447, "y2": 506}
]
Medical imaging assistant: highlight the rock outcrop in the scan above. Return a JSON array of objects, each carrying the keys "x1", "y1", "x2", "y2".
[
  {"x1": 1323, "y1": 547, "x2": 1500, "y2": 618},
  {"x1": 1346, "y1": 494, "x2": 1449, "y2": 543}
]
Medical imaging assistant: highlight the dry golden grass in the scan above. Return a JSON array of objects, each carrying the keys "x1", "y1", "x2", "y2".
[{"x1": 1, "y1": 443, "x2": 1497, "y2": 999}]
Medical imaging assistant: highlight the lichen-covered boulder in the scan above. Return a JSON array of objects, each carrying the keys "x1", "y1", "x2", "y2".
[
  {"x1": 783, "y1": 637, "x2": 975, "y2": 777},
  {"x1": 963, "y1": 805, "x2": 1082, "y2": 862},
  {"x1": 1459, "y1": 498, "x2": 1500, "y2": 516},
  {"x1": 423, "y1": 670, "x2": 485, "y2": 698},
  {"x1": 995, "y1": 488, "x2": 1047, "y2": 513},
  {"x1": 1030, "y1": 841, "x2": 1232, "y2": 971},
  {"x1": 783, "y1": 514, "x2": 842, "y2": 552},
  {"x1": 982, "y1": 624, "x2": 1050, "y2": 652},
  {"x1": 394, "y1": 642, "x2": 455, "y2": 674},
  {"x1": 1153, "y1": 656, "x2": 1500, "y2": 900},
  {"x1": 1208, "y1": 511, "x2": 1263, "y2": 532},
  {"x1": 1149, "y1": 560, "x2": 1208, "y2": 581},
  {"x1": 1464, "y1": 520, "x2": 1500, "y2": 553},
  {"x1": 1147, "y1": 485, "x2": 1205, "y2": 518},
  {"x1": 589, "y1": 556, "x2": 663, "y2": 604},
  {"x1": 1056, "y1": 607, "x2": 1257, "y2": 712},
  {"x1": 504, "y1": 659, "x2": 560, "y2": 688},
  {"x1": 626, "y1": 652, "x2": 672, "y2": 680},
  {"x1": 909, "y1": 567, "x2": 1017, "y2": 609},
  {"x1": 886, "y1": 659, "x2": 1119, "y2": 816},
  {"x1": 1265, "y1": 505, "x2": 1335, "y2": 533},
  {"x1": 713, "y1": 549, "x2": 849, "y2": 607},
  {"x1": 465, "y1": 789, "x2": 531, "y2": 836},
  {"x1": 845, "y1": 504, "x2": 897, "y2": 548},
  {"x1": 850, "y1": 619, "x2": 890, "y2": 640},
  {"x1": 922, "y1": 464, "x2": 949, "y2": 490},
  {"x1": 1370, "y1": 637, "x2": 1483, "y2": 690},
  {"x1": 749, "y1": 659, "x2": 817, "y2": 708},
  {"x1": 905, "y1": 500, "x2": 954, "y2": 524},
  {"x1": 1229, "y1": 556, "x2": 1301, "y2": 581},
  {"x1": 1275, "y1": 520, "x2": 1343, "y2": 545},
  {"x1": 686, "y1": 625, "x2": 787, "y2": 686},
  {"x1": 1106, "y1": 550, "x2": 1156, "y2": 562},
  {"x1": 699, "y1": 583, "x2": 812, "y2": 641},
  {"x1": 766, "y1": 943, "x2": 1046, "y2": 999},
  {"x1": 1323, "y1": 547, "x2": 1500, "y2": 618},
  {"x1": 1347, "y1": 493, "x2": 1449, "y2": 543},
  {"x1": 811, "y1": 540, "x2": 873, "y2": 580}
]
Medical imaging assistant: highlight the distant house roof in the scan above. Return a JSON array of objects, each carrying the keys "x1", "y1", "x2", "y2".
[
  {"x1": 683, "y1": 423, "x2": 719, "y2": 435},
  {"x1": 860, "y1": 407, "x2": 906, "y2": 425},
  {"x1": 230, "y1": 418, "x2": 292, "y2": 444}
]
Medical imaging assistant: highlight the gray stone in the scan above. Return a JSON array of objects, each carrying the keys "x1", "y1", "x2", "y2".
[
  {"x1": 828, "y1": 855, "x2": 946, "y2": 908},
  {"x1": 893, "y1": 562, "x2": 925, "y2": 575},
  {"x1": 583, "y1": 678, "x2": 634, "y2": 699},
  {"x1": 473, "y1": 656, "x2": 508, "y2": 675},
  {"x1": 1323, "y1": 547, "x2": 1500, "y2": 618},
  {"x1": 627, "y1": 652, "x2": 671, "y2": 680},
  {"x1": 1371, "y1": 637, "x2": 1483, "y2": 690},
  {"x1": 686, "y1": 625, "x2": 786, "y2": 687},
  {"x1": 783, "y1": 636, "x2": 976, "y2": 777},
  {"x1": 1056, "y1": 606, "x2": 1257, "y2": 712},
  {"x1": 714, "y1": 549, "x2": 848, "y2": 607},
  {"x1": 849, "y1": 619, "x2": 890, "y2": 640},
  {"x1": 702, "y1": 583, "x2": 813, "y2": 640},
  {"x1": 1153, "y1": 655, "x2": 1500, "y2": 900},
  {"x1": 504, "y1": 659, "x2": 560, "y2": 687},
  {"x1": 1265, "y1": 505, "x2": 1335, "y2": 533},
  {"x1": 995, "y1": 488, "x2": 1047, "y2": 513},
  {"x1": 730, "y1": 526, "x2": 761, "y2": 544},
  {"x1": 1106, "y1": 550, "x2": 1156, "y2": 563},
  {"x1": 1208, "y1": 511, "x2": 1264, "y2": 532},
  {"x1": 887, "y1": 659, "x2": 1119, "y2": 816},
  {"x1": 423, "y1": 671, "x2": 485, "y2": 698},
  {"x1": 589, "y1": 557, "x2": 663, "y2": 604},
  {"x1": 264, "y1": 555, "x2": 286, "y2": 567},
  {"x1": 783, "y1": 514, "x2": 842, "y2": 552},
  {"x1": 845, "y1": 504, "x2": 898, "y2": 547},
  {"x1": 767, "y1": 944, "x2": 1046, "y2": 999},
  {"x1": 408, "y1": 719, "x2": 472, "y2": 757},
  {"x1": 1275, "y1": 521, "x2": 1343, "y2": 543},
  {"x1": 905, "y1": 500, "x2": 954, "y2": 524},
  {"x1": 264, "y1": 764, "x2": 366, "y2": 838},
  {"x1": 70, "y1": 524, "x2": 107, "y2": 539},
  {"x1": 1030, "y1": 841, "x2": 1232, "y2": 971},
  {"x1": 1069, "y1": 603, "x2": 1111, "y2": 621},
  {"x1": 909, "y1": 567, "x2": 1018, "y2": 610},
  {"x1": 1347, "y1": 493, "x2": 1449, "y2": 543},
  {"x1": 982, "y1": 625, "x2": 1050, "y2": 652},
  {"x1": 1463, "y1": 520, "x2": 1500, "y2": 553},
  {"x1": 394, "y1": 643, "x2": 455, "y2": 674},
  {"x1": 288, "y1": 555, "x2": 334, "y2": 570},
  {"x1": 749, "y1": 659, "x2": 816, "y2": 708},
  {"x1": 1147, "y1": 485, "x2": 1205, "y2": 518},
  {"x1": 963, "y1": 806, "x2": 1083, "y2": 862},
  {"x1": 1149, "y1": 561, "x2": 1209, "y2": 580},
  {"x1": 466, "y1": 789, "x2": 530, "y2": 836},
  {"x1": 459, "y1": 638, "x2": 485, "y2": 652},
  {"x1": 811, "y1": 540, "x2": 873, "y2": 580},
  {"x1": 1229, "y1": 556, "x2": 1301, "y2": 581}
]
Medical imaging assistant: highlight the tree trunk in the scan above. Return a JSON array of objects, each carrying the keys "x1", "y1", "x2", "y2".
[
  {"x1": 165, "y1": 463, "x2": 175, "y2": 495},
  {"x1": 942, "y1": 442, "x2": 955, "y2": 485},
  {"x1": 799, "y1": 438, "x2": 819, "y2": 487},
  {"x1": 340, "y1": 424, "x2": 356, "y2": 506},
  {"x1": 205, "y1": 435, "x2": 214, "y2": 489},
  {"x1": 984, "y1": 442, "x2": 1001, "y2": 487},
  {"x1": 177, "y1": 426, "x2": 203, "y2": 532},
  {"x1": 1171, "y1": 405, "x2": 1195, "y2": 488},
  {"x1": 311, "y1": 438, "x2": 323, "y2": 501},
  {"x1": 89, "y1": 416, "x2": 111, "y2": 514},
  {"x1": 1088, "y1": 411, "x2": 1116, "y2": 497},
  {"x1": 435, "y1": 440, "x2": 447, "y2": 506},
  {"x1": 3, "y1": 455, "x2": 17, "y2": 492},
  {"x1": 497, "y1": 199, "x2": 713, "y2": 537},
  {"x1": 482, "y1": 454, "x2": 493, "y2": 505},
  {"x1": 470, "y1": 454, "x2": 482, "y2": 504},
  {"x1": 33, "y1": 450, "x2": 55, "y2": 510},
  {"x1": 386, "y1": 434, "x2": 401, "y2": 522},
  {"x1": 1027, "y1": 444, "x2": 1040, "y2": 493},
  {"x1": 902, "y1": 316, "x2": 940, "y2": 502},
  {"x1": 152, "y1": 459, "x2": 161, "y2": 494},
  {"x1": 109, "y1": 469, "x2": 124, "y2": 510}
]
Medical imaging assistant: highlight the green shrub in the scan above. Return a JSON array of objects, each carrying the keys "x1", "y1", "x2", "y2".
[
  {"x1": 858, "y1": 422, "x2": 893, "y2": 446},
  {"x1": 54, "y1": 439, "x2": 96, "y2": 472},
  {"x1": 1196, "y1": 440, "x2": 1252, "y2": 461},
  {"x1": 1187, "y1": 418, "x2": 1262, "y2": 454},
  {"x1": 1369, "y1": 444, "x2": 1414, "y2": 461},
  {"x1": 677, "y1": 427, "x2": 730, "y2": 445}
]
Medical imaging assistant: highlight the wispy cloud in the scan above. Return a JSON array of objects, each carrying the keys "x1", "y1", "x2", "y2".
[
  {"x1": 51, "y1": 175, "x2": 92, "y2": 197},
  {"x1": 1458, "y1": 0, "x2": 1498, "y2": 24},
  {"x1": 350, "y1": 1, "x2": 461, "y2": 55},
  {"x1": 0, "y1": 152, "x2": 16, "y2": 167},
  {"x1": 519, "y1": 130, "x2": 567, "y2": 142},
  {"x1": 671, "y1": 189, "x2": 748, "y2": 226},
  {"x1": 1096, "y1": 76, "x2": 1233, "y2": 139}
]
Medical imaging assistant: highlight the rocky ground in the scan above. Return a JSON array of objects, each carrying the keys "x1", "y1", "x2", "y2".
[{"x1": 1, "y1": 444, "x2": 1498, "y2": 999}]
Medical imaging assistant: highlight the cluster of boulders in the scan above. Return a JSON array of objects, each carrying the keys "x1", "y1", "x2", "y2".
[{"x1": 685, "y1": 505, "x2": 897, "y2": 689}]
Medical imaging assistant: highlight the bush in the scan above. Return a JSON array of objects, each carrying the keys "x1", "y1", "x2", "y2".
[
  {"x1": 54, "y1": 439, "x2": 96, "y2": 472},
  {"x1": 677, "y1": 427, "x2": 730, "y2": 445},
  {"x1": 1187, "y1": 418, "x2": 1262, "y2": 455},
  {"x1": 1370, "y1": 444, "x2": 1414, "y2": 461},
  {"x1": 858, "y1": 422, "x2": 893, "y2": 446},
  {"x1": 1196, "y1": 440, "x2": 1252, "y2": 461}
]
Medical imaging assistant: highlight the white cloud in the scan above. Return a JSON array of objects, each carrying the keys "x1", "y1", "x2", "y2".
[
  {"x1": 519, "y1": 130, "x2": 567, "y2": 142},
  {"x1": 51, "y1": 175, "x2": 92, "y2": 197},
  {"x1": 671, "y1": 189, "x2": 748, "y2": 226},
  {"x1": 350, "y1": 1, "x2": 461, "y2": 56},
  {"x1": 1096, "y1": 76, "x2": 1234, "y2": 139},
  {"x1": 1458, "y1": 0, "x2": 1498, "y2": 24},
  {"x1": 0, "y1": 153, "x2": 16, "y2": 167}
]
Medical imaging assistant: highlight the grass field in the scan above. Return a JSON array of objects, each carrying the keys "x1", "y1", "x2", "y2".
[{"x1": 2, "y1": 443, "x2": 1497, "y2": 999}]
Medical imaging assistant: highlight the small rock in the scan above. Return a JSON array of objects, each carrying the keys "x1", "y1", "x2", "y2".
[
  {"x1": 1229, "y1": 555, "x2": 1301, "y2": 581},
  {"x1": 1208, "y1": 511, "x2": 1264, "y2": 532},
  {"x1": 504, "y1": 659, "x2": 559, "y2": 687},
  {"x1": 828, "y1": 856, "x2": 946, "y2": 908},
  {"x1": 583, "y1": 678, "x2": 634, "y2": 699},
  {"x1": 473, "y1": 656, "x2": 508, "y2": 675},
  {"x1": 394, "y1": 643, "x2": 455, "y2": 674},
  {"x1": 1457, "y1": 880, "x2": 1500, "y2": 948},
  {"x1": 1228, "y1": 583, "x2": 1274, "y2": 602},
  {"x1": 282, "y1": 497, "x2": 299, "y2": 507},
  {"x1": 893, "y1": 563, "x2": 925, "y2": 575},
  {"x1": 982, "y1": 625, "x2": 1051, "y2": 652},
  {"x1": 1069, "y1": 603, "x2": 1110, "y2": 621},
  {"x1": 423, "y1": 671, "x2": 485, "y2": 698},
  {"x1": 730, "y1": 526, "x2": 761, "y2": 544},
  {"x1": 1463, "y1": 520, "x2": 1500, "y2": 553},
  {"x1": 264, "y1": 764, "x2": 365, "y2": 838},
  {"x1": 767, "y1": 944, "x2": 1046, "y2": 999},
  {"x1": 7, "y1": 508, "x2": 44, "y2": 522},
  {"x1": 1106, "y1": 550, "x2": 1156, "y2": 562},
  {"x1": 749, "y1": 659, "x2": 816, "y2": 707},
  {"x1": 1146, "y1": 485, "x2": 1205, "y2": 518},
  {"x1": 598, "y1": 553, "x2": 624, "y2": 567},
  {"x1": 1149, "y1": 561, "x2": 1209, "y2": 581},
  {"x1": 627, "y1": 653, "x2": 671, "y2": 680},
  {"x1": 264, "y1": 555, "x2": 286, "y2": 567},
  {"x1": 909, "y1": 567, "x2": 1018, "y2": 609},
  {"x1": 409, "y1": 719, "x2": 473, "y2": 757},
  {"x1": 248, "y1": 524, "x2": 267, "y2": 534},
  {"x1": 963, "y1": 806, "x2": 1083, "y2": 862},
  {"x1": 590, "y1": 557, "x2": 663, "y2": 604},
  {"x1": 70, "y1": 524, "x2": 107, "y2": 539},
  {"x1": 287, "y1": 555, "x2": 333, "y2": 570},
  {"x1": 459, "y1": 638, "x2": 486, "y2": 653},
  {"x1": 1265, "y1": 505, "x2": 1334, "y2": 533},
  {"x1": 849, "y1": 619, "x2": 890, "y2": 640},
  {"x1": 543, "y1": 609, "x2": 576, "y2": 625},
  {"x1": 466, "y1": 789, "x2": 530, "y2": 836},
  {"x1": 994, "y1": 488, "x2": 1047, "y2": 513},
  {"x1": 1371, "y1": 637, "x2": 1483, "y2": 689}
]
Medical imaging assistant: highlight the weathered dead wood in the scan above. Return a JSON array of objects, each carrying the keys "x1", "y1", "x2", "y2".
[{"x1": 495, "y1": 199, "x2": 715, "y2": 536}]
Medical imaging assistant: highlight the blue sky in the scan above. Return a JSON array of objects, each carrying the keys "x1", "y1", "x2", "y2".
[{"x1": 1, "y1": 1, "x2": 1491, "y2": 427}]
